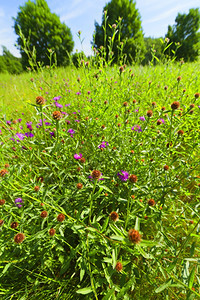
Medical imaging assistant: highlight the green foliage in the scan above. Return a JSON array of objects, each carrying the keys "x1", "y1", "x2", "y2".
[
  {"x1": 0, "y1": 61, "x2": 200, "y2": 299},
  {"x1": 93, "y1": 0, "x2": 145, "y2": 64},
  {"x1": 0, "y1": 46, "x2": 23, "y2": 74},
  {"x1": 13, "y1": 0, "x2": 74, "y2": 69},
  {"x1": 71, "y1": 51, "x2": 87, "y2": 68},
  {"x1": 166, "y1": 8, "x2": 200, "y2": 62},
  {"x1": 142, "y1": 37, "x2": 164, "y2": 65}
]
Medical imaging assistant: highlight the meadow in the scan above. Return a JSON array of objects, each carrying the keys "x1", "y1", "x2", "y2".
[{"x1": 0, "y1": 59, "x2": 200, "y2": 299}]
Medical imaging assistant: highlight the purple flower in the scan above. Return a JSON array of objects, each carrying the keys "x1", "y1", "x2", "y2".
[
  {"x1": 50, "y1": 131, "x2": 55, "y2": 138},
  {"x1": 75, "y1": 119, "x2": 80, "y2": 122},
  {"x1": 76, "y1": 92, "x2": 81, "y2": 95},
  {"x1": 65, "y1": 104, "x2": 71, "y2": 107},
  {"x1": 15, "y1": 198, "x2": 23, "y2": 208},
  {"x1": 131, "y1": 125, "x2": 142, "y2": 132},
  {"x1": 98, "y1": 141, "x2": 109, "y2": 149},
  {"x1": 74, "y1": 153, "x2": 82, "y2": 159},
  {"x1": 45, "y1": 121, "x2": 51, "y2": 126},
  {"x1": 139, "y1": 116, "x2": 145, "y2": 121},
  {"x1": 18, "y1": 118, "x2": 22, "y2": 123},
  {"x1": 53, "y1": 96, "x2": 61, "y2": 101},
  {"x1": 25, "y1": 132, "x2": 34, "y2": 138},
  {"x1": 68, "y1": 129, "x2": 75, "y2": 134},
  {"x1": 157, "y1": 118, "x2": 165, "y2": 124},
  {"x1": 15, "y1": 133, "x2": 25, "y2": 142},
  {"x1": 6, "y1": 121, "x2": 11, "y2": 125},
  {"x1": 55, "y1": 102, "x2": 63, "y2": 108},
  {"x1": 117, "y1": 170, "x2": 129, "y2": 182}
]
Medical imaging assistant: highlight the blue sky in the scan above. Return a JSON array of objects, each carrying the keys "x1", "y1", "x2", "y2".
[{"x1": 0, "y1": 0, "x2": 199, "y2": 57}]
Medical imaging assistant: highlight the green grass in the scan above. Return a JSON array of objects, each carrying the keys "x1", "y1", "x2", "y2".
[{"x1": 0, "y1": 61, "x2": 200, "y2": 299}]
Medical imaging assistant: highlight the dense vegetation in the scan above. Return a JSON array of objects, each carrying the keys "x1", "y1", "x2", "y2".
[{"x1": 0, "y1": 56, "x2": 200, "y2": 299}]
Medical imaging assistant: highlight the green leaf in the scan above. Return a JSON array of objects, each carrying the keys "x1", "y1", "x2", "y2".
[
  {"x1": 188, "y1": 266, "x2": 195, "y2": 289},
  {"x1": 101, "y1": 216, "x2": 109, "y2": 233},
  {"x1": 76, "y1": 286, "x2": 93, "y2": 294},
  {"x1": 155, "y1": 279, "x2": 172, "y2": 293}
]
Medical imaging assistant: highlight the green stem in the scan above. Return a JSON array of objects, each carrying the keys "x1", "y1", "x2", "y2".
[{"x1": 89, "y1": 180, "x2": 97, "y2": 224}]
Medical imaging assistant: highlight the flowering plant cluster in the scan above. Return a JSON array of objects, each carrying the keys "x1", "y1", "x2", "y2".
[{"x1": 0, "y1": 61, "x2": 199, "y2": 299}]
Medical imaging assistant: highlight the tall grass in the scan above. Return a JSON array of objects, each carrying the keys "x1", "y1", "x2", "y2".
[{"x1": 0, "y1": 58, "x2": 200, "y2": 299}]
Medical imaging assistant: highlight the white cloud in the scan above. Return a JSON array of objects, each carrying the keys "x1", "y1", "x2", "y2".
[{"x1": 143, "y1": 3, "x2": 191, "y2": 24}]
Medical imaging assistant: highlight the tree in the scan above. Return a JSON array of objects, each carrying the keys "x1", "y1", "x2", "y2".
[
  {"x1": 93, "y1": 0, "x2": 145, "y2": 64},
  {"x1": 142, "y1": 37, "x2": 164, "y2": 65},
  {"x1": 13, "y1": 0, "x2": 74, "y2": 69},
  {"x1": 165, "y1": 8, "x2": 200, "y2": 62},
  {"x1": 0, "y1": 46, "x2": 23, "y2": 74}
]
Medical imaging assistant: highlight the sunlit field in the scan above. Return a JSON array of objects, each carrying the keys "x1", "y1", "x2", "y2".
[{"x1": 0, "y1": 60, "x2": 200, "y2": 299}]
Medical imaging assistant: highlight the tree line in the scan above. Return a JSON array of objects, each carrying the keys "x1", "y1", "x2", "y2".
[{"x1": 0, "y1": 0, "x2": 199, "y2": 73}]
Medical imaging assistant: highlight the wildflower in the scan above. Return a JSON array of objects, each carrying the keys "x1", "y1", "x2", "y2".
[
  {"x1": 129, "y1": 174, "x2": 138, "y2": 183},
  {"x1": 57, "y1": 213, "x2": 65, "y2": 222},
  {"x1": 123, "y1": 101, "x2": 128, "y2": 106},
  {"x1": 115, "y1": 262, "x2": 123, "y2": 272},
  {"x1": 15, "y1": 198, "x2": 23, "y2": 208},
  {"x1": 49, "y1": 228, "x2": 56, "y2": 236},
  {"x1": 194, "y1": 93, "x2": 200, "y2": 99},
  {"x1": 40, "y1": 211, "x2": 48, "y2": 218},
  {"x1": 131, "y1": 125, "x2": 142, "y2": 132},
  {"x1": 148, "y1": 199, "x2": 156, "y2": 206},
  {"x1": 128, "y1": 229, "x2": 141, "y2": 243},
  {"x1": 110, "y1": 211, "x2": 119, "y2": 222},
  {"x1": 25, "y1": 132, "x2": 34, "y2": 138},
  {"x1": 152, "y1": 102, "x2": 156, "y2": 107},
  {"x1": 190, "y1": 104, "x2": 195, "y2": 109},
  {"x1": 164, "y1": 165, "x2": 169, "y2": 171},
  {"x1": 171, "y1": 101, "x2": 180, "y2": 110},
  {"x1": 0, "y1": 220, "x2": 4, "y2": 226},
  {"x1": 13, "y1": 133, "x2": 25, "y2": 142},
  {"x1": 157, "y1": 119, "x2": 165, "y2": 125},
  {"x1": 147, "y1": 110, "x2": 153, "y2": 117},
  {"x1": 50, "y1": 131, "x2": 55, "y2": 138},
  {"x1": 11, "y1": 221, "x2": 18, "y2": 229},
  {"x1": 68, "y1": 129, "x2": 75, "y2": 134},
  {"x1": 0, "y1": 199, "x2": 5, "y2": 205},
  {"x1": 178, "y1": 130, "x2": 184, "y2": 135},
  {"x1": 91, "y1": 170, "x2": 101, "y2": 180},
  {"x1": 177, "y1": 76, "x2": 181, "y2": 82},
  {"x1": 80, "y1": 157, "x2": 86, "y2": 163},
  {"x1": 74, "y1": 153, "x2": 83, "y2": 160},
  {"x1": 139, "y1": 116, "x2": 145, "y2": 121},
  {"x1": 117, "y1": 170, "x2": 129, "y2": 182},
  {"x1": 98, "y1": 141, "x2": 109, "y2": 148},
  {"x1": 52, "y1": 111, "x2": 62, "y2": 120},
  {"x1": 34, "y1": 186, "x2": 40, "y2": 192},
  {"x1": 53, "y1": 96, "x2": 61, "y2": 101},
  {"x1": 55, "y1": 102, "x2": 63, "y2": 108},
  {"x1": 14, "y1": 233, "x2": 25, "y2": 244},
  {"x1": 36, "y1": 96, "x2": 45, "y2": 105},
  {"x1": 77, "y1": 183, "x2": 83, "y2": 189}
]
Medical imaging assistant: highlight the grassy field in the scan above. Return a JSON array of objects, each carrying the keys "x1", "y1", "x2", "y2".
[{"x1": 0, "y1": 61, "x2": 200, "y2": 299}]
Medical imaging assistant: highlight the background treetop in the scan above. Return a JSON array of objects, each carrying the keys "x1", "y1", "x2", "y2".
[{"x1": 13, "y1": 0, "x2": 74, "y2": 69}]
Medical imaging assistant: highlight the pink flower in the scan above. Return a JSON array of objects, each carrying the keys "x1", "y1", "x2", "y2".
[{"x1": 74, "y1": 153, "x2": 83, "y2": 160}]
